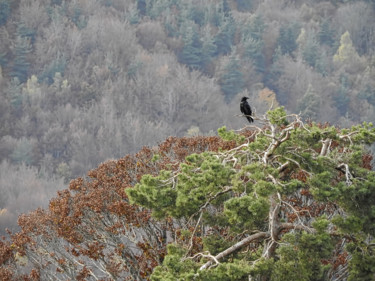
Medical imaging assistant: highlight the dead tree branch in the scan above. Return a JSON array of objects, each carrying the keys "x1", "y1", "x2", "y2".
[{"x1": 199, "y1": 232, "x2": 269, "y2": 270}]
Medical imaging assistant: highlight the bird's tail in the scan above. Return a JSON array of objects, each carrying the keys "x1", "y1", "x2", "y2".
[{"x1": 246, "y1": 116, "x2": 254, "y2": 123}]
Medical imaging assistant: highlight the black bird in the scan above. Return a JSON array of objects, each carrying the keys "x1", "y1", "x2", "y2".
[{"x1": 240, "y1": 97, "x2": 253, "y2": 123}]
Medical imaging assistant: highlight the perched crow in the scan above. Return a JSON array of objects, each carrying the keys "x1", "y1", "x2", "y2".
[{"x1": 240, "y1": 97, "x2": 253, "y2": 123}]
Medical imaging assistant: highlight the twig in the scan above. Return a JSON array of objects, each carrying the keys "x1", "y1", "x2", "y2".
[
  {"x1": 188, "y1": 251, "x2": 220, "y2": 266},
  {"x1": 339, "y1": 130, "x2": 359, "y2": 145},
  {"x1": 279, "y1": 223, "x2": 315, "y2": 233},
  {"x1": 185, "y1": 212, "x2": 203, "y2": 256}
]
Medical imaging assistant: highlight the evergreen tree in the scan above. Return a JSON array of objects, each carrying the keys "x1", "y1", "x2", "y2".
[
  {"x1": 70, "y1": 4, "x2": 87, "y2": 29},
  {"x1": 359, "y1": 84, "x2": 375, "y2": 106},
  {"x1": 127, "y1": 107, "x2": 375, "y2": 280},
  {"x1": 315, "y1": 50, "x2": 330, "y2": 77},
  {"x1": 178, "y1": 24, "x2": 203, "y2": 70},
  {"x1": 296, "y1": 84, "x2": 321, "y2": 120},
  {"x1": 10, "y1": 137, "x2": 37, "y2": 165},
  {"x1": 147, "y1": 0, "x2": 173, "y2": 20},
  {"x1": 334, "y1": 75, "x2": 350, "y2": 116},
  {"x1": 222, "y1": 0, "x2": 231, "y2": 17},
  {"x1": 214, "y1": 16, "x2": 236, "y2": 55},
  {"x1": 302, "y1": 33, "x2": 319, "y2": 68},
  {"x1": 8, "y1": 77, "x2": 22, "y2": 111},
  {"x1": 201, "y1": 26, "x2": 217, "y2": 72},
  {"x1": 0, "y1": 0, "x2": 10, "y2": 26},
  {"x1": 265, "y1": 46, "x2": 283, "y2": 92},
  {"x1": 210, "y1": 2, "x2": 223, "y2": 27},
  {"x1": 277, "y1": 23, "x2": 300, "y2": 56},
  {"x1": 17, "y1": 22, "x2": 36, "y2": 44},
  {"x1": 236, "y1": 0, "x2": 252, "y2": 12},
  {"x1": 137, "y1": 0, "x2": 147, "y2": 16},
  {"x1": 241, "y1": 15, "x2": 266, "y2": 74},
  {"x1": 219, "y1": 55, "x2": 244, "y2": 102},
  {"x1": 128, "y1": 5, "x2": 140, "y2": 24},
  {"x1": 318, "y1": 19, "x2": 334, "y2": 47},
  {"x1": 188, "y1": 4, "x2": 206, "y2": 27},
  {"x1": 244, "y1": 37, "x2": 265, "y2": 74},
  {"x1": 0, "y1": 51, "x2": 7, "y2": 68},
  {"x1": 248, "y1": 15, "x2": 265, "y2": 41},
  {"x1": 10, "y1": 35, "x2": 32, "y2": 83},
  {"x1": 38, "y1": 56, "x2": 67, "y2": 85},
  {"x1": 51, "y1": 0, "x2": 63, "y2": 5}
]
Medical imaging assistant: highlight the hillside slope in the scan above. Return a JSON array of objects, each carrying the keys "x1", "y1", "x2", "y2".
[{"x1": 1, "y1": 108, "x2": 375, "y2": 280}]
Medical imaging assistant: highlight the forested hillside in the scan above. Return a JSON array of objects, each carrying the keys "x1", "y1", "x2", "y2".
[
  {"x1": 1, "y1": 108, "x2": 375, "y2": 280},
  {"x1": 1, "y1": 0, "x2": 375, "y2": 232}
]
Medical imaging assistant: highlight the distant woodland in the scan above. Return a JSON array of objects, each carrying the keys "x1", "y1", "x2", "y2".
[{"x1": 1, "y1": 0, "x2": 375, "y2": 233}]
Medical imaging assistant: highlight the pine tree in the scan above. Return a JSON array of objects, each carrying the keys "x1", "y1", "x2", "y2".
[
  {"x1": 302, "y1": 33, "x2": 319, "y2": 68},
  {"x1": 201, "y1": 26, "x2": 217, "y2": 72},
  {"x1": 70, "y1": 4, "x2": 87, "y2": 29},
  {"x1": 318, "y1": 19, "x2": 334, "y2": 47},
  {"x1": 0, "y1": 0, "x2": 10, "y2": 26},
  {"x1": 127, "y1": 108, "x2": 375, "y2": 281},
  {"x1": 219, "y1": 55, "x2": 244, "y2": 102},
  {"x1": 244, "y1": 37, "x2": 265, "y2": 74},
  {"x1": 178, "y1": 24, "x2": 203, "y2": 70},
  {"x1": 296, "y1": 84, "x2": 321, "y2": 120},
  {"x1": 38, "y1": 56, "x2": 67, "y2": 85},
  {"x1": 3, "y1": 110, "x2": 375, "y2": 280},
  {"x1": 359, "y1": 85, "x2": 375, "y2": 106},
  {"x1": 10, "y1": 137, "x2": 36, "y2": 165},
  {"x1": 248, "y1": 15, "x2": 265, "y2": 41},
  {"x1": 334, "y1": 75, "x2": 351, "y2": 116},
  {"x1": 277, "y1": 23, "x2": 300, "y2": 56},
  {"x1": 188, "y1": 4, "x2": 206, "y2": 27},
  {"x1": 236, "y1": 0, "x2": 252, "y2": 12},
  {"x1": 315, "y1": 50, "x2": 330, "y2": 77},
  {"x1": 8, "y1": 77, "x2": 22, "y2": 116},
  {"x1": 214, "y1": 16, "x2": 236, "y2": 55},
  {"x1": 11, "y1": 35, "x2": 32, "y2": 83},
  {"x1": 222, "y1": 0, "x2": 231, "y2": 17},
  {"x1": 241, "y1": 15, "x2": 266, "y2": 74},
  {"x1": 137, "y1": 0, "x2": 147, "y2": 16},
  {"x1": 265, "y1": 46, "x2": 283, "y2": 92},
  {"x1": 51, "y1": 0, "x2": 63, "y2": 5},
  {"x1": 0, "y1": 51, "x2": 7, "y2": 68},
  {"x1": 128, "y1": 5, "x2": 140, "y2": 24},
  {"x1": 17, "y1": 22, "x2": 36, "y2": 44}
]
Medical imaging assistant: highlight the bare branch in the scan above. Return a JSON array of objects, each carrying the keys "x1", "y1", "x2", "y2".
[
  {"x1": 281, "y1": 197, "x2": 312, "y2": 225},
  {"x1": 278, "y1": 161, "x2": 290, "y2": 173},
  {"x1": 339, "y1": 131, "x2": 359, "y2": 145},
  {"x1": 320, "y1": 138, "x2": 332, "y2": 156},
  {"x1": 188, "y1": 251, "x2": 220, "y2": 266},
  {"x1": 262, "y1": 124, "x2": 294, "y2": 164},
  {"x1": 199, "y1": 232, "x2": 269, "y2": 270},
  {"x1": 186, "y1": 186, "x2": 233, "y2": 255},
  {"x1": 337, "y1": 163, "x2": 353, "y2": 186},
  {"x1": 269, "y1": 193, "x2": 281, "y2": 243},
  {"x1": 194, "y1": 186, "x2": 233, "y2": 217},
  {"x1": 279, "y1": 223, "x2": 315, "y2": 233}
]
